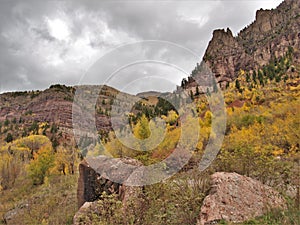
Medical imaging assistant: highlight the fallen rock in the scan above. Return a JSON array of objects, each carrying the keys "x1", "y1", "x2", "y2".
[{"x1": 198, "y1": 172, "x2": 287, "y2": 225}]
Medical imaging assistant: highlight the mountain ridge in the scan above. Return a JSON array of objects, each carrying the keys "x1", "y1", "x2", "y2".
[{"x1": 184, "y1": 0, "x2": 300, "y2": 89}]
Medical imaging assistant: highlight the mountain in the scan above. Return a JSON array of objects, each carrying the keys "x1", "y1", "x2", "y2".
[
  {"x1": 1, "y1": 1, "x2": 299, "y2": 144},
  {"x1": 0, "y1": 84, "x2": 133, "y2": 146},
  {"x1": 184, "y1": 0, "x2": 300, "y2": 89}
]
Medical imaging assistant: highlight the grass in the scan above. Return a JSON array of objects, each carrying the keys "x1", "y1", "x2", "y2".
[
  {"x1": 0, "y1": 174, "x2": 78, "y2": 225},
  {"x1": 216, "y1": 204, "x2": 300, "y2": 225}
]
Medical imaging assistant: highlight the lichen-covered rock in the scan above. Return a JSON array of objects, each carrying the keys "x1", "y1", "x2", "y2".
[{"x1": 198, "y1": 172, "x2": 287, "y2": 225}]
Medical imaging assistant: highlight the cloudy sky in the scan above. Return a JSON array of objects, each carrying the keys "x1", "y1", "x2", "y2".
[{"x1": 0, "y1": 0, "x2": 283, "y2": 94}]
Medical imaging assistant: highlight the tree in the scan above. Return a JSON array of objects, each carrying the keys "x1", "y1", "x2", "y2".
[
  {"x1": 27, "y1": 145, "x2": 55, "y2": 185},
  {"x1": 165, "y1": 110, "x2": 179, "y2": 126},
  {"x1": 246, "y1": 73, "x2": 251, "y2": 83},
  {"x1": 206, "y1": 87, "x2": 211, "y2": 97},
  {"x1": 133, "y1": 114, "x2": 152, "y2": 160},
  {"x1": 181, "y1": 78, "x2": 187, "y2": 89},
  {"x1": 235, "y1": 79, "x2": 241, "y2": 92},
  {"x1": 29, "y1": 121, "x2": 39, "y2": 134},
  {"x1": 50, "y1": 123, "x2": 58, "y2": 134},
  {"x1": 252, "y1": 71, "x2": 257, "y2": 84},
  {"x1": 4, "y1": 119, "x2": 10, "y2": 127},
  {"x1": 14, "y1": 135, "x2": 51, "y2": 159},
  {"x1": 196, "y1": 86, "x2": 200, "y2": 96},
  {"x1": 134, "y1": 114, "x2": 150, "y2": 141},
  {"x1": 226, "y1": 82, "x2": 230, "y2": 89},
  {"x1": 258, "y1": 70, "x2": 264, "y2": 86},
  {"x1": 54, "y1": 146, "x2": 74, "y2": 175},
  {"x1": 5, "y1": 133, "x2": 13, "y2": 143}
]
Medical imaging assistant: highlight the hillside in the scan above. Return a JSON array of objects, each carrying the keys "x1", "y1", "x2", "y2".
[{"x1": 0, "y1": 0, "x2": 299, "y2": 224}]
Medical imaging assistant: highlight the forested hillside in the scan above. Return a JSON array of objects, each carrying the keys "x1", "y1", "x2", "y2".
[{"x1": 0, "y1": 0, "x2": 299, "y2": 224}]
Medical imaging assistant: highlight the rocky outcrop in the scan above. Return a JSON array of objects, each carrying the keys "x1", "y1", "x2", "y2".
[
  {"x1": 185, "y1": 0, "x2": 300, "y2": 89},
  {"x1": 198, "y1": 172, "x2": 287, "y2": 225},
  {"x1": 75, "y1": 157, "x2": 144, "y2": 224},
  {"x1": 204, "y1": 28, "x2": 252, "y2": 86},
  {"x1": 77, "y1": 157, "x2": 143, "y2": 208}
]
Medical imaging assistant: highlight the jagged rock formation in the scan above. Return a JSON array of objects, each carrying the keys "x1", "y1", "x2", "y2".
[
  {"x1": 197, "y1": 172, "x2": 287, "y2": 225},
  {"x1": 186, "y1": 0, "x2": 300, "y2": 89}
]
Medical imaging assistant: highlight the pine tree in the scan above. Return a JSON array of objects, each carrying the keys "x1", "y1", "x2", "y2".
[
  {"x1": 5, "y1": 133, "x2": 13, "y2": 143},
  {"x1": 252, "y1": 71, "x2": 257, "y2": 84},
  {"x1": 235, "y1": 79, "x2": 241, "y2": 91},
  {"x1": 196, "y1": 86, "x2": 200, "y2": 96},
  {"x1": 246, "y1": 73, "x2": 250, "y2": 83},
  {"x1": 258, "y1": 70, "x2": 264, "y2": 86}
]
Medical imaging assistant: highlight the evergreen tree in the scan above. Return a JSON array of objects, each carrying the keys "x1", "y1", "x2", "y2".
[
  {"x1": 5, "y1": 133, "x2": 13, "y2": 143},
  {"x1": 196, "y1": 86, "x2": 200, "y2": 96},
  {"x1": 258, "y1": 70, "x2": 264, "y2": 86},
  {"x1": 235, "y1": 79, "x2": 241, "y2": 91},
  {"x1": 226, "y1": 82, "x2": 230, "y2": 89},
  {"x1": 246, "y1": 73, "x2": 250, "y2": 83},
  {"x1": 206, "y1": 87, "x2": 211, "y2": 97},
  {"x1": 252, "y1": 71, "x2": 257, "y2": 84}
]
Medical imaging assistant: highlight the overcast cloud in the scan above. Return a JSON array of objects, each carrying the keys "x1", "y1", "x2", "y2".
[{"x1": 0, "y1": 0, "x2": 283, "y2": 94}]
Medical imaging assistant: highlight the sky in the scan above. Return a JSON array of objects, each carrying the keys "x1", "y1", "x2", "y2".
[{"x1": 0, "y1": 0, "x2": 283, "y2": 94}]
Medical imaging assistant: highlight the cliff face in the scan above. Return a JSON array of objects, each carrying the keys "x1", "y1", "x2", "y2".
[
  {"x1": 202, "y1": 0, "x2": 300, "y2": 87},
  {"x1": 0, "y1": 84, "x2": 128, "y2": 145}
]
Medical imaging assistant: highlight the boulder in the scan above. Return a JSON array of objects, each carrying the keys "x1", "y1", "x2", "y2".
[
  {"x1": 198, "y1": 172, "x2": 287, "y2": 225},
  {"x1": 77, "y1": 156, "x2": 143, "y2": 208},
  {"x1": 75, "y1": 157, "x2": 144, "y2": 224}
]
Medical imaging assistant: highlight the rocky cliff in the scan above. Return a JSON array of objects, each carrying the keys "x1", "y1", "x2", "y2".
[
  {"x1": 0, "y1": 84, "x2": 134, "y2": 146},
  {"x1": 190, "y1": 0, "x2": 300, "y2": 88}
]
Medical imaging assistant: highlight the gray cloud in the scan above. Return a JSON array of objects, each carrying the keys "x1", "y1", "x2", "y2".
[{"x1": 0, "y1": 0, "x2": 283, "y2": 94}]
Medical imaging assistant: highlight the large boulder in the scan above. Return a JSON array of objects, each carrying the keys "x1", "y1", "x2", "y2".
[
  {"x1": 75, "y1": 156, "x2": 144, "y2": 224},
  {"x1": 77, "y1": 156, "x2": 143, "y2": 208},
  {"x1": 198, "y1": 172, "x2": 287, "y2": 225}
]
